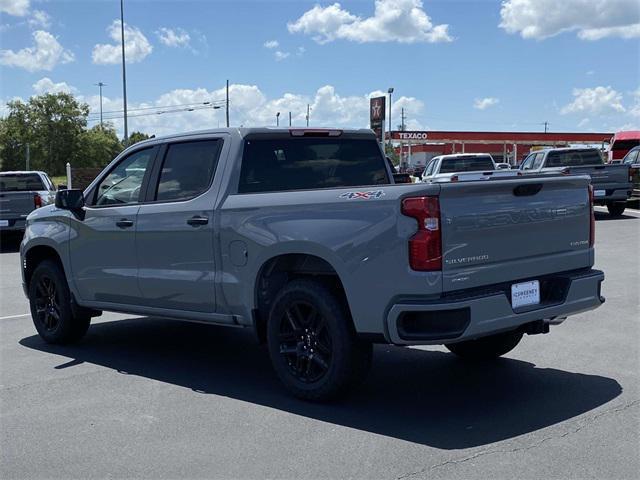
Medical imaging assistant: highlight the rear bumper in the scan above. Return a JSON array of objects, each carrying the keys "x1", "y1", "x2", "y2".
[
  {"x1": 386, "y1": 269, "x2": 604, "y2": 345},
  {"x1": 0, "y1": 219, "x2": 26, "y2": 232},
  {"x1": 593, "y1": 187, "x2": 632, "y2": 202}
]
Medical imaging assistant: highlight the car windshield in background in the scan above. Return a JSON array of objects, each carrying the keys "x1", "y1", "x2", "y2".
[
  {"x1": 239, "y1": 137, "x2": 390, "y2": 193},
  {"x1": 439, "y1": 156, "x2": 494, "y2": 173},
  {"x1": 546, "y1": 150, "x2": 604, "y2": 167},
  {"x1": 0, "y1": 174, "x2": 44, "y2": 192}
]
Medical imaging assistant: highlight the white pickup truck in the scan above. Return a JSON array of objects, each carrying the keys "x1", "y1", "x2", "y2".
[{"x1": 419, "y1": 154, "x2": 515, "y2": 183}]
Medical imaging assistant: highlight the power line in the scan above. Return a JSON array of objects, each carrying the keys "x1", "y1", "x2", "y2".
[{"x1": 87, "y1": 99, "x2": 226, "y2": 117}]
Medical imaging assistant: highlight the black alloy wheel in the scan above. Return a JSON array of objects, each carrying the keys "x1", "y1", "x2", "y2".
[
  {"x1": 33, "y1": 274, "x2": 62, "y2": 332},
  {"x1": 277, "y1": 300, "x2": 332, "y2": 383}
]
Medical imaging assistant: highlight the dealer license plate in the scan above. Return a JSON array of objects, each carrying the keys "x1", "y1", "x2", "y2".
[
  {"x1": 0, "y1": 220, "x2": 9, "y2": 227},
  {"x1": 594, "y1": 189, "x2": 605, "y2": 197},
  {"x1": 511, "y1": 280, "x2": 540, "y2": 309}
]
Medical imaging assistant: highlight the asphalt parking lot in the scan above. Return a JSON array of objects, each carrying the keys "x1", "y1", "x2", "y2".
[{"x1": 1, "y1": 209, "x2": 638, "y2": 480}]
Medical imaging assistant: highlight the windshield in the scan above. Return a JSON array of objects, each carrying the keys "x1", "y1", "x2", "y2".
[
  {"x1": 439, "y1": 156, "x2": 495, "y2": 173},
  {"x1": 0, "y1": 174, "x2": 45, "y2": 192},
  {"x1": 546, "y1": 150, "x2": 604, "y2": 167}
]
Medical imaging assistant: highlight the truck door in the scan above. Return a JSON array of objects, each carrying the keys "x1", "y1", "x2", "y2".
[
  {"x1": 70, "y1": 146, "x2": 157, "y2": 303},
  {"x1": 135, "y1": 138, "x2": 223, "y2": 313}
]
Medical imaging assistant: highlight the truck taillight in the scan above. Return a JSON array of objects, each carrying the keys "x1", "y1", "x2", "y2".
[
  {"x1": 401, "y1": 196, "x2": 442, "y2": 271},
  {"x1": 588, "y1": 185, "x2": 595, "y2": 247},
  {"x1": 33, "y1": 194, "x2": 42, "y2": 209}
]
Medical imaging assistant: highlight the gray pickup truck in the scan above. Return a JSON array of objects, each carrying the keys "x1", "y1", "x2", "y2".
[
  {"x1": 0, "y1": 171, "x2": 56, "y2": 233},
  {"x1": 519, "y1": 148, "x2": 632, "y2": 217},
  {"x1": 20, "y1": 128, "x2": 605, "y2": 400}
]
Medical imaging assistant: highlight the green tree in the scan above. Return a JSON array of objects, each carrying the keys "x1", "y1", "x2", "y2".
[
  {"x1": 0, "y1": 93, "x2": 89, "y2": 175},
  {"x1": 78, "y1": 124, "x2": 123, "y2": 168},
  {"x1": 127, "y1": 131, "x2": 151, "y2": 146}
]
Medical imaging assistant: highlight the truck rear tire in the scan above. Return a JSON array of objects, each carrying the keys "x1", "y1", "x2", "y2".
[
  {"x1": 266, "y1": 279, "x2": 372, "y2": 401},
  {"x1": 445, "y1": 330, "x2": 523, "y2": 360},
  {"x1": 606, "y1": 202, "x2": 626, "y2": 217},
  {"x1": 28, "y1": 260, "x2": 91, "y2": 344}
]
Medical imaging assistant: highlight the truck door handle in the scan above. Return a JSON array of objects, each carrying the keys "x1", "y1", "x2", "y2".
[
  {"x1": 187, "y1": 215, "x2": 209, "y2": 226},
  {"x1": 115, "y1": 218, "x2": 134, "y2": 228}
]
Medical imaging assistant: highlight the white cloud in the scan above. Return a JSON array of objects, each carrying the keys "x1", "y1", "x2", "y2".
[
  {"x1": 32, "y1": 77, "x2": 77, "y2": 95},
  {"x1": 629, "y1": 88, "x2": 640, "y2": 118},
  {"x1": 263, "y1": 40, "x2": 279, "y2": 49},
  {"x1": 0, "y1": 0, "x2": 29, "y2": 16},
  {"x1": 578, "y1": 118, "x2": 590, "y2": 127},
  {"x1": 473, "y1": 97, "x2": 499, "y2": 110},
  {"x1": 297, "y1": 46, "x2": 306, "y2": 56},
  {"x1": 0, "y1": 30, "x2": 74, "y2": 72},
  {"x1": 28, "y1": 9, "x2": 50, "y2": 29},
  {"x1": 500, "y1": 0, "x2": 640, "y2": 40},
  {"x1": 92, "y1": 20, "x2": 152, "y2": 65},
  {"x1": 288, "y1": 0, "x2": 452, "y2": 44},
  {"x1": 80, "y1": 83, "x2": 425, "y2": 137},
  {"x1": 561, "y1": 86, "x2": 625, "y2": 114},
  {"x1": 157, "y1": 27, "x2": 190, "y2": 48},
  {"x1": 274, "y1": 50, "x2": 290, "y2": 61}
]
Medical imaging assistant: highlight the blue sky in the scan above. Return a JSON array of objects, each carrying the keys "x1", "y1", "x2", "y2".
[{"x1": 1, "y1": 0, "x2": 639, "y2": 137}]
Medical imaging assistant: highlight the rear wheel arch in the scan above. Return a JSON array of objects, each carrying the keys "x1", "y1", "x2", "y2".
[{"x1": 253, "y1": 253, "x2": 353, "y2": 343}]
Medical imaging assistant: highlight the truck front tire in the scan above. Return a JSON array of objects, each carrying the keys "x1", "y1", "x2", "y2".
[
  {"x1": 28, "y1": 260, "x2": 91, "y2": 344},
  {"x1": 445, "y1": 330, "x2": 523, "y2": 360},
  {"x1": 606, "y1": 202, "x2": 626, "y2": 217},
  {"x1": 266, "y1": 279, "x2": 372, "y2": 401}
]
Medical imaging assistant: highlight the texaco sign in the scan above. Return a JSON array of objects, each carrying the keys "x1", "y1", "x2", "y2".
[{"x1": 391, "y1": 131, "x2": 429, "y2": 140}]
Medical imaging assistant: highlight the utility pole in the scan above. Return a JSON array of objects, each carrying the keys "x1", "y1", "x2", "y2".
[
  {"x1": 543, "y1": 121, "x2": 549, "y2": 133},
  {"x1": 289, "y1": 111, "x2": 292, "y2": 127},
  {"x1": 306, "y1": 104, "x2": 310, "y2": 126},
  {"x1": 95, "y1": 82, "x2": 106, "y2": 129},
  {"x1": 387, "y1": 87, "x2": 394, "y2": 148},
  {"x1": 401, "y1": 107, "x2": 406, "y2": 131},
  {"x1": 120, "y1": 0, "x2": 129, "y2": 145},
  {"x1": 25, "y1": 143, "x2": 30, "y2": 170},
  {"x1": 225, "y1": 79, "x2": 230, "y2": 127},
  {"x1": 276, "y1": 112, "x2": 280, "y2": 126}
]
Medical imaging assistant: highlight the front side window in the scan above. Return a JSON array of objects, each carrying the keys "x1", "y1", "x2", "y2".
[
  {"x1": 154, "y1": 140, "x2": 221, "y2": 202},
  {"x1": 94, "y1": 148, "x2": 154, "y2": 206},
  {"x1": 238, "y1": 137, "x2": 389, "y2": 194},
  {"x1": 532, "y1": 153, "x2": 545, "y2": 169},
  {"x1": 520, "y1": 154, "x2": 535, "y2": 170}
]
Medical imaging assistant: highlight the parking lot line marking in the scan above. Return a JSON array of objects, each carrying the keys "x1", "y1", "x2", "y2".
[{"x1": 0, "y1": 313, "x2": 30, "y2": 320}]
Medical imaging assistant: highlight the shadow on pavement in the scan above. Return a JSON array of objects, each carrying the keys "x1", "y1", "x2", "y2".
[
  {"x1": 20, "y1": 317, "x2": 622, "y2": 449},
  {"x1": 594, "y1": 210, "x2": 637, "y2": 221},
  {"x1": 0, "y1": 233, "x2": 22, "y2": 253}
]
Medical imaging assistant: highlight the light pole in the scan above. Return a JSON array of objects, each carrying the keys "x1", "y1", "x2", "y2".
[
  {"x1": 120, "y1": 0, "x2": 129, "y2": 145},
  {"x1": 276, "y1": 112, "x2": 280, "y2": 126},
  {"x1": 95, "y1": 82, "x2": 106, "y2": 129},
  {"x1": 387, "y1": 87, "x2": 394, "y2": 148}
]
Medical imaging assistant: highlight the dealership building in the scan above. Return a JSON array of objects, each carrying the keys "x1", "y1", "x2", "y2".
[{"x1": 389, "y1": 130, "x2": 614, "y2": 168}]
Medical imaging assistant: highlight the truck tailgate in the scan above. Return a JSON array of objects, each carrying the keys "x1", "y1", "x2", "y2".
[
  {"x1": 0, "y1": 192, "x2": 34, "y2": 220},
  {"x1": 438, "y1": 175, "x2": 592, "y2": 292},
  {"x1": 568, "y1": 164, "x2": 630, "y2": 194}
]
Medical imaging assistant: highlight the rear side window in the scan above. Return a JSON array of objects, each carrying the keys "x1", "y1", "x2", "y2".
[
  {"x1": 238, "y1": 137, "x2": 389, "y2": 193},
  {"x1": 546, "y1": 150, "x2": 604, "y2": 167},
  {"x1": 155, "y1": 140, "x2": 222, "y2": 202},
  {"x1": 439, "y1": 156, "x2": 494, "y2": 173},
  {"x1": 0, "y1": 174, "x2": 44, "y2": 192}
]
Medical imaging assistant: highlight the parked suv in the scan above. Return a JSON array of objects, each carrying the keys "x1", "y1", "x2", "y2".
[{"x1": 21, "y1": 128, "x2": 605, "y2": 400}]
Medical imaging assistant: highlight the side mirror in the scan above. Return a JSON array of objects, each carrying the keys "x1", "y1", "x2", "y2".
[
  {"x1": 57, "y1": 184, "x2": 67, "y2": 190},
  {"x1": 55, "y1": 189, "x2": 84, "y2": 212}
]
